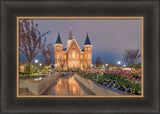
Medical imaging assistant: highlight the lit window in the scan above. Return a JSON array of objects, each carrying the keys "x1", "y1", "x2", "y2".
[
  {"x1": 88, "y1": 55, "x2": 90, "y2": 59},
  {"x1": 73, "y1": 62, "x2": 75, "y2": 68},
  {"x1": 72, "y1": 51, "x2": 75, "y2": 58}
]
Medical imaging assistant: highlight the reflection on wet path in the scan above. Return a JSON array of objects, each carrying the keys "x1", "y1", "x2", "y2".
[{"x1": 43, "y1": 75, "x2": 95, "y2": 96}]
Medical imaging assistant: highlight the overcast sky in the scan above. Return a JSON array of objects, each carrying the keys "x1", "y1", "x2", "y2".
[{"x1": 33, "y1": 19, "x2": 141, "y2": 64}]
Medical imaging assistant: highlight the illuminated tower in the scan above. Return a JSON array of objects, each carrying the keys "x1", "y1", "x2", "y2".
[
  {"x1": 54, "y1": 32, "x2": 63, "y2": 69},
  {"x1": 83, "y1": 33, "x2": 92, "y2": 69}
]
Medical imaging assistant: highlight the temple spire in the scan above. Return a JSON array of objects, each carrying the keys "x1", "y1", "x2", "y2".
[
  {"x1": 55, "y1": 32, "x2": 63, "y2": 44},
  {"x1": 69, "y1": 25, "x2": 73, "y2": 40},
  {"x1": 84, "y1": 32, "x2": 91, "y2": 45}
]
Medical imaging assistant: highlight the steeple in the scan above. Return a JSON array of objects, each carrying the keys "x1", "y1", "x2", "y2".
[
  {"x1": 69, "y1": 25, "x2": 73, "y2": 40},
  {"x1": 84, "y1": 32, "x2": 91, "y2": 45},
  {"x1": 55, "y1": 32, "x2": 63, "y2": 44}
]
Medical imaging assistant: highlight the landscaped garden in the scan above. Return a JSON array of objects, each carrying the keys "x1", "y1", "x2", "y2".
[{"x1": 77, "y1": 69, "x2": 142, "y2": 95}]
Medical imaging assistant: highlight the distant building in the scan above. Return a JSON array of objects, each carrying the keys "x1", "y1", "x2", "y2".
[
  {"x1": 121, "y1": 67, "x2": 132, "y2": 71},
  {"x1": 54, "y1": 26, "x2": 92, "y2": 70},
  {"x1": 20, "y1": 64, "x2": 26, "y2": 72},
  {"x1": 99, "y1": 63, "x2": 122, "y2": 70}
]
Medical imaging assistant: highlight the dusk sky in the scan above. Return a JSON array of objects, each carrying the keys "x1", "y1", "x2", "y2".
[{"x1": 32, "y1": 19, "x2": 141, "y2": 65}]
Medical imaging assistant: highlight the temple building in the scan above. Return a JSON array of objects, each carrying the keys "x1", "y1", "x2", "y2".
[{"x1": 54, "y1": 26, "x2": 92, "y2": 70}]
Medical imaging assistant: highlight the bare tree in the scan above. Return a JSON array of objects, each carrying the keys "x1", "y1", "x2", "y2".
[
  {"x1": 19, "y1": 52, "x2": 27, "y2": 65},
  {"x1": 123, "y1": 48, "x2": 141, "y2": 70},
  {"x1": 19, "y1": 53, "x2": 27, "y2": 73},
  {"x1": 41, "y1": 43, "x2": 54, "y2": 73},
  {"x1": 58, "y1": 56, "x2": 66, "y2": 70},
  {"x1": 19, "y1": 19, "x2": 49, "y2": 79},
  {"x1": 95, "y1": 56, "x2": 102, "y2": 68}
]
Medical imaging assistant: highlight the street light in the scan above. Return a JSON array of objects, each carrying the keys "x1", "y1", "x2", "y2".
[
  {"x1": 34, "y1": 59, "x2": 38, "y2": 73},
  {"x1": 117, "y1": 61, "x2": 121, "y2": 70},
  {"x1": 105, "y1": 64, "x2": 108, "y2": 70},
  {"x1": 35, "y1": 59, "x2": 38, "y2": 63},
  {"x1": 39, "y1": 63, "x2": 42, "y2": 73},
  {"x1": 48, "y1": 65, "x2": 51, "y2": 74},
  {"x1": 123, "y1": 65, "x2": 126, "y2": 67},
  {"x1": 117, "y1": 61, "x2": 121, "y2": 65}
]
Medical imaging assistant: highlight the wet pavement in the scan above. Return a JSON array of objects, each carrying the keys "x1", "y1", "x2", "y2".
[{"x1": 43, "y1": 75, "x2": 95, "y2": 96}]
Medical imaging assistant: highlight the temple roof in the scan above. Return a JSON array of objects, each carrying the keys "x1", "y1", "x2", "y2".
[
  {"x1": 63, "y1": 48, "x2": 67, "y2": 51},
  {"x1": 55, "y1": 32, "x2": 63, "y2": 44},
  {"x1": 84, "y1": 33, "x2": 91, "y2": 45}
]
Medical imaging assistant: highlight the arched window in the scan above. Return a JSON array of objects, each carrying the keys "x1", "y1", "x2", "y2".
[
  {"x1": 73, "y1": 62, "x2": 75, "y2": 68},
  {"x1": 72, "y1": 51, "x2": 75, "y2": 58},
  {"x1": 88, "y1": 54, "x2": 90, "y2": 59}
]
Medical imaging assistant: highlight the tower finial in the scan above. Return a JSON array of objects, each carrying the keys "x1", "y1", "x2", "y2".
[
  {"x1": 69, "y1": 25, "x2": 73, "y2": 40},
  {"x1": 70, "y1": 25, "x2": 72, "y2": 30}
]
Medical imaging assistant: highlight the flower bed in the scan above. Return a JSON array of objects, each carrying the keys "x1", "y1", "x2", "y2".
[{"x1": 78, "y1": 70, "x2": 141, "y2": 95}]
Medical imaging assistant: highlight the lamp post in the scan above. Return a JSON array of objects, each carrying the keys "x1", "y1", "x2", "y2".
[
  {"x1": 38, "y1": 63, "x2": 42, "y2": 80},
  {"x1": 48, "y1": 65, "x2": 51, "y2": 74},
  {"x1": 35, "y1": 59, "x2": 38, "y2": 73},
  {"x1": 105, "y1": 64, "x2": 108, "y2": 70},
  {"x1": 39, "y1": 63, "x2": 42, "y2": 72},
  {"x1": 117, "y1": 61, "x2": 121, "y2": 70}
]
